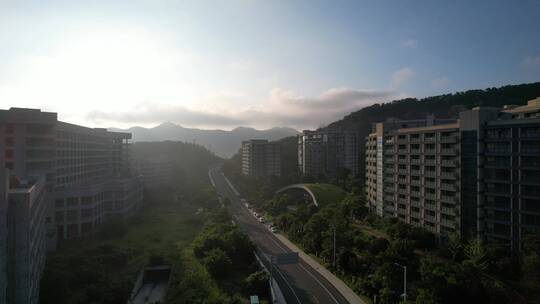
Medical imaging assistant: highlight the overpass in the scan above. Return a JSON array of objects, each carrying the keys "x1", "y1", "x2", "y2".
[{"x1": 275, "y1": 183, "x2": 347, "y2": 207}]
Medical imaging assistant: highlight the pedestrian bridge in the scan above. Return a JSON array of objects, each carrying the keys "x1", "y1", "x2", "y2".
[{"x1": 275, "y1": 183, "x2": 347, "y2": 207}]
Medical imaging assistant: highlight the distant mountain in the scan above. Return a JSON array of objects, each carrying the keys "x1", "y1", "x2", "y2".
[{"x1": 110, "y1": 123, "x2": 299, "y2": 158}]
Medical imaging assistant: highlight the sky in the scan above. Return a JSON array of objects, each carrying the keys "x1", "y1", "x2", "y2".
[{"x1": 0, "y1": 0, "x2": 539, "y2": 130}]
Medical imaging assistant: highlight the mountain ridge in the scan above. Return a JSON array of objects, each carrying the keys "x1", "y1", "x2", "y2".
[{"x1": 110, "y1": 123, "x2": 299, "y2": 158}]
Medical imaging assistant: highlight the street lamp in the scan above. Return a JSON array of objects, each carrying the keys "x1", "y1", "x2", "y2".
[{"x1": 394, "y1": 263, "x2": 407, "y2": 303}]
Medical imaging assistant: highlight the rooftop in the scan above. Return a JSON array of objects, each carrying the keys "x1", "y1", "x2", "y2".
[{"x1": 503, "y1": 97, "x2": 540, "y2": 114}]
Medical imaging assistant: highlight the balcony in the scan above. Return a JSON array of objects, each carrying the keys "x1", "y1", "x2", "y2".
[
  {"x1": 411, "y1": 158, "x2": 422, "y2": 164},
  {"x1": 411, "y1": 170, "x2": 422, "y2": 176},
  {"x1": 398, "y1": 149, "x2": 408, "y2": 154},
  {"x1": 386, "y1": 168, "x2": 396, "y2": 174},
  {"x1": 410, "y1": 179, "x2": 421, "y2": 186},
  {"x1": 411, "y1": 211, "x2": 421, "y2": 218},
  {"x1": 440, "y1": 183, "x2": 458, "y2": 192},
  {"x1": 398, "y1": 188, "x2": 408, "y2": 195},
  {"x1": 384, "y1": 195, "x2": 395, "y2": 201},
  {"x1": 441, "y1": 148, "x2": 459, "y2": 155},
  {"x1": 425, "y1": 214, "x2": 437, "y2": 222},
  {"x1": 398, "y1": 158, "x2": 408, "y2": 164},
  {"x1": 441, "y1": 195, "x2": 457, "y2": 203},
  {"x1": 384, "y1": 149, "x2": 396, "y2": 155},
  {"x1": 410, "y1": 200, "x2": 422, "y2": 207},
  {"x1": 384, "y1": 205, "x2": 396, "y2": 212},
  {"x1": 398, "y1": 169, "x2": 408, "y2": 174},
  {"x1": 424, "y1": 158, "x2": 436, "y2": 165},
  {"x1": 384, "y1": 176, "x2": 395, "y2": 183},
  {"x1": 425, "y1": 181, "x2": 437, "y2": 188},
  {"x1": 441, "y1": 207, "x2": 456, "y2": 216},
  {"x1": 398, "y1": 178, "x2": 408, "y2": 184},
  {"x1": 425, "y1": 171, "x2": 437, "y2": 178},
  {"x1": 440, "y1": 171, "x2": 457, "y2": 179},
  {"x1": 425, "y1": 193, "x2": 437, "y2": 200},
  {"x1": 410, "y1": 148, "x2": 422, "y2": 154},
  {"x1": 441, "y1": 218, "x2": 455, "y2": 227},
  {"x1": 411, "y1": 190, "x2": 422, "y2": 197},
  {"x1": 440, "y1": 135, "x2": 459, "y2": 143},
  {"x1": 441, "y1": 159, "x2": 458, "y2": 167},
  {"x1": 424, "y1": 149, "x2": 437, "y2": 155},
  {"x1": 385, "y1": 158, "x2": 396, "y2": 164}
]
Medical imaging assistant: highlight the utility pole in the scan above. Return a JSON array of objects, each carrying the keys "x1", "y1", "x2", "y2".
[
  {"x1": 332, "y1": 225, "x2": 336, "y2": 268},
  {"x1": 394, "y1": 263, "x2": 407, "y2": 303}
]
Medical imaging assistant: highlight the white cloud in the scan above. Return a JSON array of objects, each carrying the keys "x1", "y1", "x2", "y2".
[
  {"x1": 391, "y1": 67, "x2": 415, "y2": 86},
  {"x1": 87, "y1": 87, "x2": 396, "y2": 129},
  {"x1": 401, "y1": 39, "x2": 418, "y2": 49}
]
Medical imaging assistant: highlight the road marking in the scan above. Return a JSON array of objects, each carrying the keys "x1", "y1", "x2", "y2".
[
  {"x1": 212, "y1": 169, "x2": 303, "y2": 304},
  {"x1": 272, "y1": 259, "x2": 303, "y2": 304},
  {"x1": 298, "y1": 263, "x2": 340, "y2": 304}
]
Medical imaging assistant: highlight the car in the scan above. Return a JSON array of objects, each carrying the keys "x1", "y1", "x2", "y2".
[{"x1": 270, "y1": 227, "x2": 278, "y2": 233}]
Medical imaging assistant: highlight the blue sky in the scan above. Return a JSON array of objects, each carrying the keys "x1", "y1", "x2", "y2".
[{"x1": 0, "y1": 0, "x2": 539, "y2": 129}]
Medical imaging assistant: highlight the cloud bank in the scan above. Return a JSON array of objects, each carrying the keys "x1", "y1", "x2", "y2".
[{"x1": 87, "y1": 87, "x2": 395, "y2": 129}]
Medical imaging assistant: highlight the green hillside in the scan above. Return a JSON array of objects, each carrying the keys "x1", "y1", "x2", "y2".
[{"x1": 324, "y1": 82, "x2": 540, "y2": 180}]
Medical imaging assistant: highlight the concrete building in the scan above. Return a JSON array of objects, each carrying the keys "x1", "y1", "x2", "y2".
[
  {"x1": 0, "y1": 166, "x2": 8, "y2": 303},
  {"x1": 365, "y1": 98, "x2": 540, "y2": 250},
  {"x1": 5, "y1": 175, "x2": 47, "y2": 304},
  {"x1": 0, "y1": 108, "x2": 143, "y2": 244},
  {"x1": 298, "y1": 130, "x2": 359, "y2": 179},
  {"x1": 0, "y1": 107, "x2": 144, "y2": 304},
  {"x1": 241, "y1": 140, "x2": 281, "y2": 177}
]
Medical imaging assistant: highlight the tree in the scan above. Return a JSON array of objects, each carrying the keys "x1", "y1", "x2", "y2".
[
  {"x1": 244, "y1": 270, "x2": 269, "y2": 296},
  {"x1": 463, "y1": 238, "x2": 489, "y2": 272},
  {"x1": 415, "y1": 288, "x2": 438, "y2": 304},
  {"x1": 202, "y1": 248, "x2": 232, "y2": 279}
]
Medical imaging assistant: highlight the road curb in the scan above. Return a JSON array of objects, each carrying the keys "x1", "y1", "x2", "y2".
[{"x1": 274, "y1": 234, "x2": 366, "y2": 304}]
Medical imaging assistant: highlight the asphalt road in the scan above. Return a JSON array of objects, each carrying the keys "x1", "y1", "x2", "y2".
[{"x1": 209, "y1": 166, "x2": 351, "y2": 304}]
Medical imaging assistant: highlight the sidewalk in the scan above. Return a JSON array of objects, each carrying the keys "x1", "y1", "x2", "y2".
[{"x1": 274, "y1": 234, "x2": 366, "y2": 304}]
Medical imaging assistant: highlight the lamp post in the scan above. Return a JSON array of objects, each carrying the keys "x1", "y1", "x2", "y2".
[{"x1": 394, "y1": 263, "x2": 407, "y2": 303}]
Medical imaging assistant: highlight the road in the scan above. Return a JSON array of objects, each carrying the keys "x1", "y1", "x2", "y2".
[{"x1": 209, "y1": 166, "x2": 352, "y2": 304}]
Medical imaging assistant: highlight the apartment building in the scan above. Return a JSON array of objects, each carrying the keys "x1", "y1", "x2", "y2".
[
  {"x1": 241, "y1": 140, "x2": 281, "y2": 177},
  {"x1": 298, "y1": 130, "x2": 359, "y2": 178},
  {"x1": 5, "y1": 175, "x2": 47, "y2": 304},
  {"x1": 0, "y1": 108, "x2": 143, "y2": 244},
  {"x1": 0, "y1": 166, "x2": 7, "y2": 304},
  {"x1": 366, "y1": 98, "x2": 540, "y2": 250}
]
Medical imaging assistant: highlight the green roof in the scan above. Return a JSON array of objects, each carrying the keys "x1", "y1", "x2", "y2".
[{"x1": 303, "y1": 183, "x2": 347, "y2": 206}]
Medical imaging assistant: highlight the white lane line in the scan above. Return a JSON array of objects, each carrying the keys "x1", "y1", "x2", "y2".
[
  {"x1": 298, "y1": 263, "x2": 339, "y2": 304},
  {"x1": 273, "y1": 261, "x2": 303, "y2": 304},
  {"x1": 208, "y1": 170, "x2": 216, "y2": 187},
  {"x1": 265, "y1": 226, "x2": 340, "y2": 303},
  {"x1": 215, "y1": 171, "x2": 303, "y2": 304}
]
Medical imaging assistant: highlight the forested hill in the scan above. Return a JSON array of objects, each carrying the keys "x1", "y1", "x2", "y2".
[
  {"x1": 322, "y1": 81, "x2": 540, "y2": 179},
  {"x1": 132, "y1": 141, "x2": 220, "y2": 189},
  {"x1": 325, "y1": 82, "x2": 540, "y2": 132}
]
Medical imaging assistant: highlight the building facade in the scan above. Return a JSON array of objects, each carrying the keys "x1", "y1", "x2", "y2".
[
  {"x1": 365, "y1": 98, "x2": 540, "y2": 250},
  {"x1": 6, "y1": 176, "x2": 47, "y2": 304},
  {"x1": 241, "y1": 140, "x2": 281, "y2": 177},
  {"x1": 0, "y1": 107, "x2": 144, "y2": 304},
  {"x1": 298, "y1": 130, "x2": 359, "y2": 179},
  {"x1": 0, "y1": 108, "x2": 143, "y2": 242}
]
